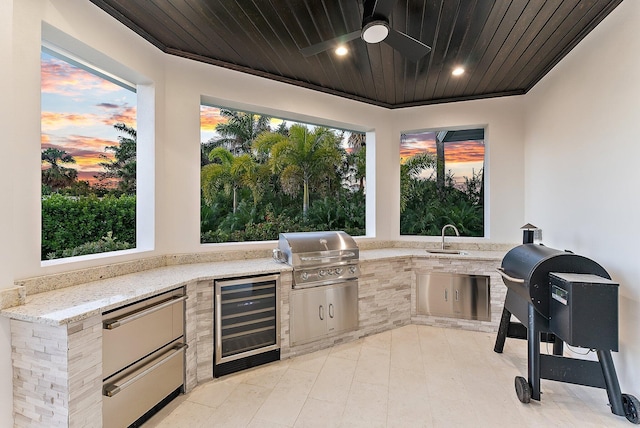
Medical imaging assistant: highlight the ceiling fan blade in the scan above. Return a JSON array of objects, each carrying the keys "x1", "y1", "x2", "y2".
[
  {"x1": 384, "y1": 28, "x2": 431, "y2": 61},
  {"x1": 300, "y1": 30, "x2": 362, "y2": 57},
  {"x1": 364, "y1": 0, "x2": 397, "y2": 19}
]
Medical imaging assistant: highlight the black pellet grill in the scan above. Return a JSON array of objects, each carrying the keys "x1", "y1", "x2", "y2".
[{"x1": 494, "y1": 244, "x2": 639, "y2": 424}]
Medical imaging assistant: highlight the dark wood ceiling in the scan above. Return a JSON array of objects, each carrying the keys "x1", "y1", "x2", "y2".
[{"x1": 89, "y1": 0, "x2": 623, "y2": 108}]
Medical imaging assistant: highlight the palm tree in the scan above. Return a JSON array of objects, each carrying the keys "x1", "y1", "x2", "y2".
[
  {"x1": 41, "y1": 148, "x2": 78, "y2": 191},
  {"x1": 201, "y1": 147, "x2": 260, "y2": 213},
  {"x1": 254, "y1": 124, "x2": 342, "y2": 218},
  {"x1": 95, "y1": 123, "x2": 137, "y2": 194},
  {"x1": 209, "y1": 109, "x2": 272, "y2": 156},
  {"x1": 400, "y1": 152, "x2": 436, "y2": 213},
  {"x1": 347, "y1": 132, "x2": 366, "y2": 151}
]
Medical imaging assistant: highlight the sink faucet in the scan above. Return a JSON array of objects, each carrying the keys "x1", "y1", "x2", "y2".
[{"x1": 441, "y1": 224, "x2": 460, "y2": 249}]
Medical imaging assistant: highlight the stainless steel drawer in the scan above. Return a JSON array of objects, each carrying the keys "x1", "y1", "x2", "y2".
[
  {"x1": 102, "y1": 288, "x2": 185, "y2": 379},
  {"x1": 103, "y1": 340, "x2": 186, "y2": 428}
]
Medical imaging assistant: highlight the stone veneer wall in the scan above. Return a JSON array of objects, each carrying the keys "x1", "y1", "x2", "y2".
[
  {"x1": 11, "y1": 315, "x2": 102, "y2": 427},
  {"x1": 411, "y1": 257, "x2": 505, "y2": 332},
  {"x1": 280, "y1": 257, "x2": 414, "y2": 359},
  {"x1": 195, "y1": 280, "x2": 214, "y2": 383},
  {"x1": 7, "y1": 254, "x2": 507, "y2": 426}
]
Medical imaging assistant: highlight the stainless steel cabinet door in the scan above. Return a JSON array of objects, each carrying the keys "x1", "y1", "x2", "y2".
[
  {"x1": 326, "y1": 282, "x2": 358, "y2": 335},
  {"x1": 290, "y1": 287, "x2": 327, "y2": 345},
  {"x1": 417, "y1": 272, "x2": 452, "y2": 317}
]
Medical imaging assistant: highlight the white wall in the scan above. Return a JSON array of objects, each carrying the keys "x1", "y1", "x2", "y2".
[
  {"x1": 524, "y1": 0, "x2": 640, "y2": 395},
  {"x1": 0, "y1": 0, "x2": 531, "y2": 425},
  {"x1": 390, "y1": 96, "x2": 526, "y2": 243}
]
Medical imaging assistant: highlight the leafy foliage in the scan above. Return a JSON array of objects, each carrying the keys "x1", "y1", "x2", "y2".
[
  {"x1": 42, "y1": 193, "x2": 136, "y2": 259},
  {"x1": 56, "y1": 232, "x2": 133, "y2": 259},
  {"x1": 94, "y1": 123, "x2": 137, "y2": 195},
  {"x1": 400, "y1": 159, "x2": 484, "y2": 236}
]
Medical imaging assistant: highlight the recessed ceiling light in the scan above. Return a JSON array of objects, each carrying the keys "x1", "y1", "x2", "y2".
[
  {"x1": 452, "y1": 67, "x2": 465, "y2": 76},
  {"x1": 335, "y1": 46, "x2": 348, "y2": 56}
]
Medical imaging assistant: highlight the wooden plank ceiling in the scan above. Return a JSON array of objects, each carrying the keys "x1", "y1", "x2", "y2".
[{"x1": 89, "y1": 0, "x2": 623, "y2": 108}]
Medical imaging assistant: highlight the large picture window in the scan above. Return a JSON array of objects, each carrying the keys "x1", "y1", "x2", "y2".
[
  {"x1": 400, "y1": 128, "x2": 484, "y2": 237},
  {"x1": 200, "y1": 105, "x2": 366, "y2": 243},
  {"x1": 41, "y1": 47, "x2": 137, "y2": 260}
]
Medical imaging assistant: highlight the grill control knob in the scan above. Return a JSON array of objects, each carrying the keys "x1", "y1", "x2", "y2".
[
  {"x1": 319, "y1": 270, "x2": 326, "y2": 277},
  {"x1": 335, "y1": 267, "x2": 343, "y2": 275},
  {"x1": 301, "y1": 272, "x2": 309, "y2": 281},
  {"x1": 328, "y1": 269, "x2": 334, "y2": 275},
  {"x1": 349, "y1": 266, "x2": 357, "y2": 274}
]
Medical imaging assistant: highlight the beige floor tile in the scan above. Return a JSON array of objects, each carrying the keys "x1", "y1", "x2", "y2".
[
  {"x1": 294, "y1": 398, "x2": 345, "y2": 428},
  {"x1": 241, "y1": 360, "x2": 291, "y2": 389},
  {"x1": 328, "y1": 339, "x2": 363, "y2": 360},
  {"x1": 149, "y1": 325, "x2": 634, "y2": 428},
  {"x1": 341, "y1": 381, "x2": 388, "y2": 427},
  {"x1": 308, "y1": 356, "x2": 357, "y2": 403},
  {"x1": 353, "y1": 344, "x2": 391, "y2": 386},
  {"x1": 207, "y1": 383, "x2": 272, "y2": 427},
  {"x1": 185, "y1": 377, "x2": 240, "y2": 409},
  {"x1": 287, "y1": 348, "x2": 330, "y2": 373},
  {"x1": 148, "y1": 400, "x2": 217, "y2": 428}
]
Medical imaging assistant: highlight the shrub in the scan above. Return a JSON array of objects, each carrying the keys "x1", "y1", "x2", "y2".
[{"x1": 42, "y1": 193, "x2": 136, "y2": 259}]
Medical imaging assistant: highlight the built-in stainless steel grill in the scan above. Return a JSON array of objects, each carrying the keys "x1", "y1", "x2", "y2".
[
  {"x1": 273, "y1": 231, "x2": 359, "y2": 289},
  {"x1": 494, "y1": 243, "x2": 639, "y2": 424}
]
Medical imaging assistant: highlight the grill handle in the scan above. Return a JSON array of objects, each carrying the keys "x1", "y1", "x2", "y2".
[
  {"x1": 496, "y1": 267, "x2": 525, "y2": 284},
  {"x1": 300, "y1": 252, "x2": 356, "y2": 261}
]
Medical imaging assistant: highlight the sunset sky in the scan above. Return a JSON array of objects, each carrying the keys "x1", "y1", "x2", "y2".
[
  {"x1": 41, "y1": 51, "x2": 136, "y2": 184},
  {"x1": 202, "y1": 106, "x2": 483, "y2": 186},
  {"x1": 401, "y1": 132, "x2": 484, "y2": 185}
]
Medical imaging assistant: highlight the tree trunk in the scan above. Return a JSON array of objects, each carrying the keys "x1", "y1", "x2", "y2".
[
  {"x1": 436, "y1": 132, "x2": 446, "y2": 197},
  {"x1": 303, "y1": 179, "x2": 309, "y2": 219},
  {"x1": 233, "y1": 186, "x2": 238, "y2": 213}
]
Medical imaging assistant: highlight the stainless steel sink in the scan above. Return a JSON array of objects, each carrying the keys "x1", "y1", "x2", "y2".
[{"x1": 426, "y1": 249, "x2": 469, "y2": 255}]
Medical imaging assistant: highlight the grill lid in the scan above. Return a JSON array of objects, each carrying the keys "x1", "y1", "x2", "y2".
[
  {"x1": 500, "y1": 244, "x2": 610, "y2": 317},
  {"x1": 274, "y1": 231, "x2": 359, "y2": 268}
]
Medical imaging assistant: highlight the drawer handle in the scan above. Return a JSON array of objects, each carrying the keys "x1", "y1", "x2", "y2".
[
  {"x1": 329, "y1": 303, "x2": 334, "y2": 318},
  {"x1": 103, "y1": 295, "x2": 187, "y2": 329},
  {"x1": 103, "y1": 343, "x2": 187, "y2": 397},
  {"x1": 496, "y1": 267, "x2": 525, "y2": 284}
]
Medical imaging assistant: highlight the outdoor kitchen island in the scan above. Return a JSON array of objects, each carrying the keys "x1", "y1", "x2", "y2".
[{"x1": 0, "y1": 245, "x2": 506, "y2": 427}]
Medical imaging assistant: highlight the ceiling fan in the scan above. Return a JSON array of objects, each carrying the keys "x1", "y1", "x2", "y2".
[{"x1": 300, "y1": 0, "x2": 432, "y2": 61}]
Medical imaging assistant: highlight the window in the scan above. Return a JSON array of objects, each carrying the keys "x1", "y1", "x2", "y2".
[
  {"x1": 200, "y1": 105, "x2": 366, "y2": 243},
  {"x1": 400, "y1": 128, "x2": 485, "y2": 236},
  {"x1": 41, "y1": 47, "x2": 137, "y2": 260}
]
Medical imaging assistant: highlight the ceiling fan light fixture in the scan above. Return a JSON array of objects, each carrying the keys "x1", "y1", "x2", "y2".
[{"x1": 362, "y1": 20, "x2": 389, "y2": 44}]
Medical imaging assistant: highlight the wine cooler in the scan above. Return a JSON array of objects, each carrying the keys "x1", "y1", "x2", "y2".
[{"x1": 214, "y1": 274, "x2": 280, "y2": 377}]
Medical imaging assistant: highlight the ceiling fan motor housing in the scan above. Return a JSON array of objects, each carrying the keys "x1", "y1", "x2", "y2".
[{"x1": 361, "y1": 17, "x2": 390, "y2": 43}]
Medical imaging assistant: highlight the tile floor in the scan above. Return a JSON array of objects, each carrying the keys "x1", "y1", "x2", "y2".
[{"x1": 145, "y1": 325, "x2": 632, "y2": 427}]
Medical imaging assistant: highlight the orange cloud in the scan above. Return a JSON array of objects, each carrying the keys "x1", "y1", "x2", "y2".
[
  {"x1": 41, "y1": 111, "x2": 103, "y2": 130},
  {"x1": 445, "y1": 141, "x2": 485, "y2": 163},
  {"x1": 41, "y1": 57, "x2": 125, "y2": 96},
  {"x1": 99, "y1": 105, "x2": 137, "y2": 128},
  {"x1": 400, "y1": 132, "x2": 484, "y2": 165},
  {"x1": 200, "y1": 105, "x2": 226, "y2": 132}
]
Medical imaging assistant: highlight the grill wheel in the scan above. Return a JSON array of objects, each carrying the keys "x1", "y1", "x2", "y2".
[
  {"x1": 514, "y1": 376, "x2": 531, "y2": 404},
  {"x1": 623, "y1": 394, "x2": 640, "y2": 424}
]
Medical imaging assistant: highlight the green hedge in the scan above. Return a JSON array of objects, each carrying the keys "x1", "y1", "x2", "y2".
[{"x1": 42, "y1": 193, "x2": 136, "y2": 260}]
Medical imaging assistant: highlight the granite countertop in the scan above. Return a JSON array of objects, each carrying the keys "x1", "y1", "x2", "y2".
[
  {"x1": 1, "y1": 248, "x2": 506, "y2": 326},
  {"x1": 1, "y1": 258, "x2": 288, "y2": 326}
]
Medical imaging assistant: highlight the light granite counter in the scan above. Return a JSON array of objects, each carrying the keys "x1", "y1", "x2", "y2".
[
  {"x1": 1, "y1": 258, "x2": 289, "y2": 326},
  {"x1": 1, "y1": 246, "x2": 510, "y2": 427},
  {"x1": 1, "y1": 247, "x2": 506, "y2": 326}
]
